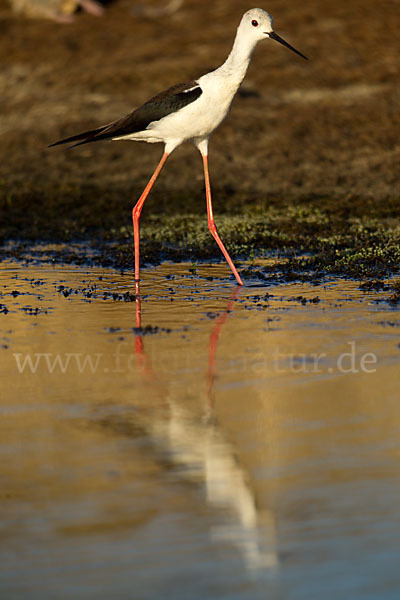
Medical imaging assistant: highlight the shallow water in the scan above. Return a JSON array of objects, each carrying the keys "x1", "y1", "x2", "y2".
[{"x1": 1, "y1": 260, "x2": 400, "y2": 599}]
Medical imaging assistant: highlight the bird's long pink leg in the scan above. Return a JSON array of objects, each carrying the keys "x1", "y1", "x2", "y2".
[
  {"x1": 133, "y1": 152, "x2": 169, "y2": 286},
  {"x1": 202, "y1": 154, "x2": 243, "y2": 286}
]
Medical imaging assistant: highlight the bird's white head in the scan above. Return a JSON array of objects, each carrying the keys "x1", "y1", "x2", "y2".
[
  {"x1": 239, "y1": 8, "x2": 308, "y2": 60},
  {"x1": 240, "y1": 8, "x2": 274, "y2": 40}
]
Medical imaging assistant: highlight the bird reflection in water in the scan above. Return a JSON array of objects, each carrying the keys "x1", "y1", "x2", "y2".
[
  {"x1": 133, "y1": 288, "x2": 150, "y2": 374},
  {"x1": 132, "y1": 282, "x2": 278, "y2": 572},
  {"x1": 206, "y1": 287, "x2": 239, "y2": 413}
]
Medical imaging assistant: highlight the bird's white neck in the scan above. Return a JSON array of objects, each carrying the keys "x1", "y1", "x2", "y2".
[{"x1": 219, "y1": 29, "x2": 258, "y2": 87}]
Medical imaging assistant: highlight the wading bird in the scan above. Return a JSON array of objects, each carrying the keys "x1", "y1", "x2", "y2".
[{"x1": 50, "y1": 8, "x2": 307, "y2": 286}]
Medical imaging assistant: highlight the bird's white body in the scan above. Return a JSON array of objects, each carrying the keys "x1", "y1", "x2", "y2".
[
  {"x1": 113, "y1": 8, "x2": 275, "y2": 154},
  {"x1": 117, "y1": 75, "x2": 237, "y2": 153}
]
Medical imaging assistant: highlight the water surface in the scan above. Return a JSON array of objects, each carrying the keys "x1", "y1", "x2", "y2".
[{"x1": 1, "y1": 261, "x2": 400, "y2": 599}]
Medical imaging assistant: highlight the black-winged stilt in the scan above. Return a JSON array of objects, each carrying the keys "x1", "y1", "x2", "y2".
[{"x1": 50, "y1": 8, "x2": 307, "y2": 287}]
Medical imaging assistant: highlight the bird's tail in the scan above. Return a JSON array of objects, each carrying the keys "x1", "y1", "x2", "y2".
[{"x1": 48, "y1": 125, "x2": 108, "y2": 149}]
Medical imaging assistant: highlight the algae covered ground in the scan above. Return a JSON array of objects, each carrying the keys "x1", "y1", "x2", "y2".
[{"x1": 0, "y1": 0, "x2": 399, "y2": 294}]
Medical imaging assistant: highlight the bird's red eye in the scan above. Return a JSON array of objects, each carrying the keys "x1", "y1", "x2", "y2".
[{"x1": 251, "y1": 20, "x2": 258, "y2": 27}]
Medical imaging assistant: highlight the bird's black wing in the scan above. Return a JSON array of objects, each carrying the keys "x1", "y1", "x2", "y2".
[{"x1": 49, "y1": 81, "x2": 202, "y2": 148}]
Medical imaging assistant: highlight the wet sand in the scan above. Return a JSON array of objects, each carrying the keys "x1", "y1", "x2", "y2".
[{"x1": 1, "y1": 260, "x2": 400, "y2": 599}]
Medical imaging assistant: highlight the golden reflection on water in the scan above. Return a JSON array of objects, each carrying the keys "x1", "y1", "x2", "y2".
[{"x1": 1, "y1": 261, "x2": 400, "y2": 598}]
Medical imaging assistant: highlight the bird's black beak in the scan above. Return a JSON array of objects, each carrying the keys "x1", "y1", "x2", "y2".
[{"x1": 267, "y1": 31, "x2": 308, "y2": 60}]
